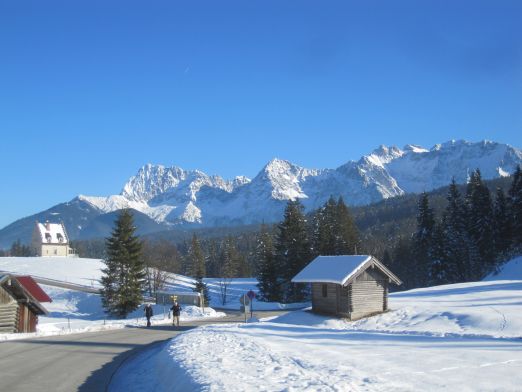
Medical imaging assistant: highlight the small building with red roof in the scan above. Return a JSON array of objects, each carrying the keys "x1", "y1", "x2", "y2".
[{"x1": 0, "y1": 274, "x2": 51, "y2": 333}]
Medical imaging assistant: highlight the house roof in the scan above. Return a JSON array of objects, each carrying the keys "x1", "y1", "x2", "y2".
[
  {"x1": 16, "y1": 276, "x2": 52, "y2": 303},
  {"x1": 292, "y1": 255, "x2": 402, "y2": 286},
  {"x1": 35, "y1": 221, "x2": 69, "y2": 245},
  {"x1": 0, "y1": 274, "x2": 50, "y2": 315}
]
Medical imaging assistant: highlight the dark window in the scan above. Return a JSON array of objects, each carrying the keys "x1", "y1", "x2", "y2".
[{"x1": 322, "y1": 284, "x2": 328, "y2": 297}]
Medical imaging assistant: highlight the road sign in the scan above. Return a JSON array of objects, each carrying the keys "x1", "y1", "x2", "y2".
[
  {"x1": 240, "y1": 295, "x2": 251, "y2": 306},
  {"x1": 247, "y1": 290, "x2": 256, "y2": 300}
]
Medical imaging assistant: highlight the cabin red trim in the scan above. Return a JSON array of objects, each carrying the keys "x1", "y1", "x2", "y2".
[{"x1": 16, "y1": 276, "x2": 52, "y2": 303}]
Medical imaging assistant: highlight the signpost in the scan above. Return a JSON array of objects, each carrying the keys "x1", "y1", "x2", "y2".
[
  {"x1": 247, "y1": 290, "x2": 256, "y2": 319},
  {"x1": 240, "y1": 294, "x2": 250, "y2": 323}
]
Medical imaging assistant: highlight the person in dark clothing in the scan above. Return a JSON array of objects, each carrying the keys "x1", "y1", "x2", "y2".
[
  {"x1": 170, "y1": 301, "x2": 181, "y2": 326},
  {"x1": 144, "y1": 304, "x2": 153, "y2": 327}
]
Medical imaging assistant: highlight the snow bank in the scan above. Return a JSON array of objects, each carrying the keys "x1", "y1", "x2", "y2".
[
  {"x1": 485, "y1": 255, "x2": 522, "y2": 281},
  {"x1": 0, "y1": 283, "x2": 225, "y2": 341},
  {"x1": 112, "y1": 279, "x2": 522, "y2": 391}
]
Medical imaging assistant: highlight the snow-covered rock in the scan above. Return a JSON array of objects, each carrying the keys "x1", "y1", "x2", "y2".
[
  {"x1": 76, "y1": 139, "x2": 521, "y2": 227},
  {"x1": 2, "y1": 140, "x2": 521, "y2": 239}
]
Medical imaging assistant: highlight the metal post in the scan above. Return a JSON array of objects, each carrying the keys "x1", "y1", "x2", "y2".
[{"x1": 68, "y1": 317, "x2": 71, "y2": 331}]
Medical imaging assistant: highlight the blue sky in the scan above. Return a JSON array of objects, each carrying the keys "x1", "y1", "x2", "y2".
[{"x1": 0, "y1": 0, "x2": 521, "y2": 228}]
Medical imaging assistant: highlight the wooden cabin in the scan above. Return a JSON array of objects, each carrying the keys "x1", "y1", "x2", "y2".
[
  {"x1": 0, "y1": 274, "x2": 51, "y2": 333},
  {"x1": 292, "y1": 255, "x2": 402, "y2": 320}
]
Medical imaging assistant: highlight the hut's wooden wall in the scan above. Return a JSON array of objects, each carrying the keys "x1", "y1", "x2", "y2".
[
  {"x1": 311, "y1": 283, "x2": 339, "y2": 315},
  {"x1": 0, "y1": 285, "x2": 13, "y2": 305},
  {"x1": 349, "y1": 267, "x2": 388, "y2": 320}
]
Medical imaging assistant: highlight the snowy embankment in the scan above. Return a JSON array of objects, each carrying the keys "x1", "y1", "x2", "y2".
[
  {"x1": 0, "y1": 257, "x2": 226, "y2": 340},
  {"x1": 112, "y1": 274, "x2": 522, "y2": 392}
]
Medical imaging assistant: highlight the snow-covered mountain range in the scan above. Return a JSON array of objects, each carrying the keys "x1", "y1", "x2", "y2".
[
  {"x1": 0, "y1": 139, "x2": 520, "y2": 246},
  {"x1": 80, "y1": 139, "x2": 521, "y2": 226}
]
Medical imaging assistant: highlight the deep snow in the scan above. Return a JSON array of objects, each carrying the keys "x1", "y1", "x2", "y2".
[{"x1": 111, "y1": 278, "x2": 522, "y2": 392}]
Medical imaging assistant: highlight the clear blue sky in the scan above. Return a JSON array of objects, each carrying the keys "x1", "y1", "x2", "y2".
[{"x1": 0, "y1": 0, "x2": 521, "y2": 228}]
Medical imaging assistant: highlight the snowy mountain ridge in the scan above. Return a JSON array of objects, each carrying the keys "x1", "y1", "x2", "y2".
[{"x1": 75, "y1": 139, "x2": 521, "y2": 227}]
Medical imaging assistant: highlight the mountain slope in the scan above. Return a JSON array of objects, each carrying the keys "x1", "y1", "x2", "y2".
[{"x1": 0, "y1": 139, "x2": 520, "y2": 246}]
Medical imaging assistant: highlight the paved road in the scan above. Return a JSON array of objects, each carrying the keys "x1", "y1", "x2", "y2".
[{"x1": 0, "y1": 310, "x2": 286, "y2": 392}]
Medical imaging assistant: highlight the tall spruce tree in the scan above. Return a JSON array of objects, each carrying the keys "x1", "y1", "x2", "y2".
[
  {"x1": 275, "y1": 200, "x2": 312, "y2": 302},
  {"x1": 508, "y1": 165, "x2": 522, "y2": 247},
  {"x1": 493, "y1": 187, "x2": 512, "y2": 255},
  {"x1": 313, "y1": 197, "x2": 337, "y2": 256},
  {"x1": 334, "y1": 197, "x2": 359, "y2": 254},
  {"x1": 412, "y1": 192, "x2": 435, "y2": 286},
  {"x1": 465, "y1": 169, "x2": 495, "y2": 275},
  {"x1": 188, "y1": 234, "x2": 210, "y2": 305},
  {"x1": 313, "y1": 196, "x2": 359, "y2": 256},
  {"x1": 443, "y1": 179, "x2": 478, "y2": 282},
  {"x1": 255, "y1": 225, "x2": 281, "y2": 302},
  {"x1": 428, "y1": 221, "x2": 448, "y2": 285},
  {"x1": 217, "y1": 237, "x2": 240, "y2": 305},
  {"x1": 100, "y1": 209, "x2": 146, "y2": 318}
]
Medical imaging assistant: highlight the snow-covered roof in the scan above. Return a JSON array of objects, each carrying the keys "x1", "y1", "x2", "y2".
[
  {"x1": 35, "y1": 221, "x2": 69, "y2": 245},
  {"x1": 292, "y1": 255, "x2": 402, "y2": 286}
]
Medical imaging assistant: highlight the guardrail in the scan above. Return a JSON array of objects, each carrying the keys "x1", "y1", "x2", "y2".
[{"x1": 0, "y1": 270, "x2": 101, "y2": 294}]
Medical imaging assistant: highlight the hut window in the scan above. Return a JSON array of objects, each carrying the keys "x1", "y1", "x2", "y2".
[
  {"x1": 45, "y1": 233, "x2": 52, "y2": 243},
  {"x1": 57, "y1": 233, "x2": 64, "y2": 243},
  {"x1": 322, "y1": 284, "x2": 328, "y2": 297}
]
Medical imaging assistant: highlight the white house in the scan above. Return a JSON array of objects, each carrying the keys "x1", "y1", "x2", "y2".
[{"x1": 31, "y1": 221, "x2": 76, "y2": 257}]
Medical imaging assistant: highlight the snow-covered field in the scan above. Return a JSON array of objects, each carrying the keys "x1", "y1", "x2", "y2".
[
  {"x1": 0, "y1": 256, "x2": 297, "y2": 340},
  {"x1": 0, "y1": 257, "x2": 303, "y2": 311},
  {"x1": 111, "y1": 275, "x2": 522, "y2": 391},
  {"x1": 0, "y1": 257, "x2": 227, "y2": 340}
]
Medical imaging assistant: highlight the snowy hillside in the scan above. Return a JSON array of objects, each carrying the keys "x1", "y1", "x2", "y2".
[
  {"x1": 112, "y1": 279, "x2": 522, "y2": 392},
  {"x1": 1, "y1": 140, "x2": 520, "y2": 246},
  {"x1": 485, "y1": 255, "x2": 522, "y2": 281}
]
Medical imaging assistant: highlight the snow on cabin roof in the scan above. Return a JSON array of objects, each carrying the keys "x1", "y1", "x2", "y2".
[
  {"x1": 292, "y1": 255, "x2": 402, "y2": 285},
  {"x1": 36, "y1": 221, "x2": 68, "y2": 244}
]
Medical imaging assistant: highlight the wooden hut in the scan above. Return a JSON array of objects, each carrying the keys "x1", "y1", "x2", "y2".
[
  {"x1": 0, "y1": 274, "x2": 51, "y2": 333},
  {"x1": 292, "y1": 255, "x2": 402, "y2": 320}
]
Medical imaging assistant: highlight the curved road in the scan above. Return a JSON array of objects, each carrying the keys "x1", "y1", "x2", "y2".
[{"x1": 0, "y1": 311, "x2": 285, "y2": 392}]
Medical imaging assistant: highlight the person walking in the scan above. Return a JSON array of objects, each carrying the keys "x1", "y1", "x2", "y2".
[
  {"x1": 144, "y1": 303, "x2": 153, "y2": 327},
  {"x1": 170, "y1": 301, "x2": 181, "y2": 327}
]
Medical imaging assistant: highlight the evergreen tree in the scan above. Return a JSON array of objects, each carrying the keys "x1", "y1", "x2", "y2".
[
  {"x1": 412, "y1": 192, "x2": 435, "y2": 286},
  {"x1": 465, "y1": 169, "x2": 495, "y2": 274},
  {"x1": 313, "y1": 197, "x2": 337, "y2": 255},
  {"x1": 508, "y1": 165, "x2": 522, "y2": 247},
  {"x1": 275, "y1": 200, "x2": 312, "y2": 302},
  {"x1": 217, "y1": 237, "x2": 240, "y2": 305},
  {"x1": 10, "y1": 239, "x2": 31, "y2": 257},
  {"x1": 255, "y1": 225, "x2": 281, "y2": 302},
  {"x1": 493, "y1": 187, "x2": 512, "y2": 255},
  {"x1": 428, "y1": 221, "x2": 449, "y2": 285},
  {"x1": 442, "y1": 179, "x2": 477, "y2": 282},
  {"x1": 334, "y1": 197, "x2": 360, "y2": 254},
  {"x1": 100, "y1": 209, "x2": 146, "y2": 318},
  {"x1": 206, "y1": 239, "x2": 220, "y2": 277},
  {"x1": 187, "y1": 234, "x2": 210, "y2": 305},
  {"x1": 312, "y1": 196, "x2": 359, "y2": 256},
  {"x1": 391, "y1": 237, "x2": 414, "y2": 288}
]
